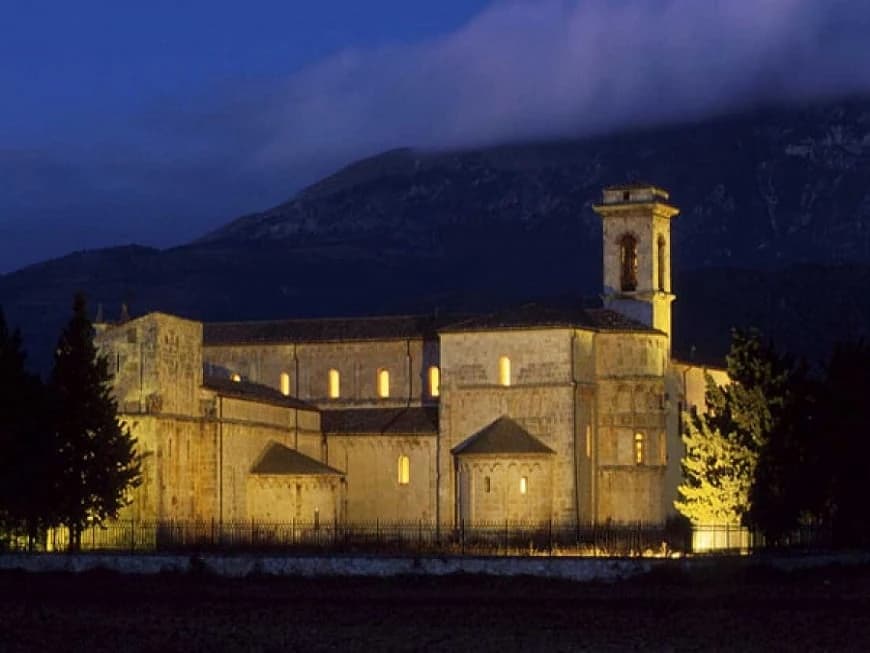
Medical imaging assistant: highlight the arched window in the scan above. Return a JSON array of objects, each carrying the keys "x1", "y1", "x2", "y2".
[
  {"x1": 230, "y1": 373, "x2": 241, "y2": 383},
  {"x1": 657, "y1": 235, "x2": 666, "y2": 292},
  {"x1": 280, "y1": 372, "x2": 291, "y2": 396},
  {"x1": 484, "y1": 476, "x2": 491, "y2": 493},
  {"x1": 397, "y1": 454, "x2": 410, "y2": 485},
  {"x1": 498, "y1": 356, "x2": 511, "y2": 387},
  {"x1": 328, "y1": 369, "x2": 340, "y2": 399},
  {"x1": 619, "y1": 234, "x2": 638, "y2": 292},
  {"x1": 377, "y1": 368, "x2": 390, "y2": 398},
  {"x1": 634, "y1": 432, "x2": 645, "y2": 465},
  {"x1": 519, "y1": 476, "x2": 528, "y2": 495},
  {"x1": 428, "y1": 366, "x2": 440, "y2": 397}
]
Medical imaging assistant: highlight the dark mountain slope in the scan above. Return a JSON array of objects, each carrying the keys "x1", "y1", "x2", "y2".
[{"x1": 2, "y1": 97, "x2": 870, "y2": 373}]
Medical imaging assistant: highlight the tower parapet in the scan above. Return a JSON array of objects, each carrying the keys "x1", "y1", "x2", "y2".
[{"x1": 593, "y1": 183, "x2": 679, "y2": 350}]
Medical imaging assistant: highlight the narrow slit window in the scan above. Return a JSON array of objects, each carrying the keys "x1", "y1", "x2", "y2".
[
  {"x1": 280, "y1": 372, "x2": 291, "y2": 396},
  {"x1": 484, "y1": 476, "x2": 491, "y2": 493},
  {"x1": 377, "y1": 368, "x2": 390, "y2": 398},
  {"x1": 328, "y1": 369, "x2": 340, "y2": 399},
  {"x1": 657, "y1": 235, "x2": 667, "y2": 292},
  {"x1": 519, "y1": 476, "x2": 528, "y2": 495},
  {"x1": 634, "y1": 432, "x2": 645, "y2": 465},
  {"x1": 428, "y1": 366, "x2": 440, "y2": 397},
  {"x1": 499, "y1": 356, "x2": 511, "y2": 387},
  {"x1": 397, "y1": 454, "x2": 410, "y2": 485},
  {"x1": 585, "y1": 425, "x2": 592, "y2": 458}
]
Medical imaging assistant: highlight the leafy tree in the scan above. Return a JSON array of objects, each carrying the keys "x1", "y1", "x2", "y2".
[
  {"x1": 674, "y1": 382, "x2": 757, "y2": 525},
  {"x1": 675, "y1": 330, "x2": 797, "y2": 532},
  {"x1": 49, "y1": 294, "x2": 141, "y2": 550},
  {"x1": 0, "y1": 308, "x2": 56, "y2": 549}
]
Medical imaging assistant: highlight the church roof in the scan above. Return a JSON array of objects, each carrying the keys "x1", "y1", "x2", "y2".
[
  {"x1": 250, "y1": 441, "x2": 344, "y2": 476},
  {"x1": 321, "y1": 407, "x2": 439, "y2": 435},
  {"x1": 203, "y1": 374, "x2": 317, "y2": 411},
  {"x1": 451, "y1": 416, "x2": 555, "y2": 456},
  {"x1": 439, "y1": 304, "x2": 658, "y2": 334},
  {"x1": 204, "y1": 314, "x2": 448, "y2": 345}
]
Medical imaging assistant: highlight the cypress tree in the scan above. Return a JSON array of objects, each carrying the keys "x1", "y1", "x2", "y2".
[{"x1": 49, "y1": 294, "x2": 141, "y2": 550}]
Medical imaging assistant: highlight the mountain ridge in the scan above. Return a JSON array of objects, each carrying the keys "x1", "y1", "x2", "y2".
[{"x1": 3, "y1": 96, "x2": 870, "y2": 373}]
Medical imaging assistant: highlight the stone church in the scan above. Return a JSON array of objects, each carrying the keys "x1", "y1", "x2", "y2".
[{"x1": 95, "y1": 184, "x2": 723, "y2": 529}]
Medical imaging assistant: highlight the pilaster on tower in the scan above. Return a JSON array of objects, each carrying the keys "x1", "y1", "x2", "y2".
[{"x1": 592, "y1": 184, "x2": 679, "y2": 350}]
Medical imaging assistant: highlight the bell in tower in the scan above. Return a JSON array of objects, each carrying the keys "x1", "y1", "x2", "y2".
[{"x1": 592, "y1": 184, "x2": 679, "y2": 349}]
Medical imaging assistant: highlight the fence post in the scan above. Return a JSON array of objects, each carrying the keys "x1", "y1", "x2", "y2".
[
  {"x1": 130, "y1": 518, "x2": 135, "y2": 553},
  {"x1": 504, "y1": 519, "x2": 509, "y2": 556},
  {"x1": 418, "y1": 519, "x2": 422, "y2": 550},
  {"x1": 548, "y1": 518, "x2": 553, "y2": 556}
]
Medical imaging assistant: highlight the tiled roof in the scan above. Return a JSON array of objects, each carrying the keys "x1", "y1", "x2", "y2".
[
  {"x1": 321, "y1": 407, "x2": 439, "y2": 435},
  {"x1": 250, "y1": 441, "x2": 344, "y2": 476},
  {"x1": 203, "y1": 374, "x2": 317, "y2": 411},
  {"x1": 439, "y1": 303, "x2": 657, "y2": 333},
  {"x1": 204, "y1": 314, "x2": 448, "y2": 345},
  {"x1": 451, "y1": 416, "x2": 555, "y2": 456}
]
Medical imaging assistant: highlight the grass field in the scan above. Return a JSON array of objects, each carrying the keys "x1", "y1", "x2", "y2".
[{"x1": 2, "y1": 562, "x2": 870, "y2": 651}]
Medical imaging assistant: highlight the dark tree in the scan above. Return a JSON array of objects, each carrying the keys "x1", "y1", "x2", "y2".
[
  {"x1": 817, "y1": 340, "x2": 870, "y2": 546},
  {"x1": 49, "y1": 294, "x2": 141, "y2": 550},
  {"x1": 747, "y1": 355, "x2": 818, "y2": 543},
  {"x1": 0, "y1": 308, "x2": 55, "y2": 549}
]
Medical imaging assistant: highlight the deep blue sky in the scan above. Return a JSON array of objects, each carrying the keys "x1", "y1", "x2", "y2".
[
  {"x1": 0, "y1": 0, "x2": 489, "y2": 271},
  {"x1": 2, "y1": 0, "x2": 869, "y2": 273}
]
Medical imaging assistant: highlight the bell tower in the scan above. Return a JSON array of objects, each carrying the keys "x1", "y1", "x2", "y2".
[{"x1": 593, "y1": 184, "x2": 679, "y2": 349}]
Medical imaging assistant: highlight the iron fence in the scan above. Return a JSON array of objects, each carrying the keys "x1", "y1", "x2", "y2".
[
  {"x1": 0, "y1": 519, "x2": 832, "y2": 556},
  {"x1": 2, "y1": 519, "x2": 686, "y2": 556}
]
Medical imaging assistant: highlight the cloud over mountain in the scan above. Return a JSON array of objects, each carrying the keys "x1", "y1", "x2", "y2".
[{"x1": 252, "y1": 0, "x2": 870, "y2": 168}]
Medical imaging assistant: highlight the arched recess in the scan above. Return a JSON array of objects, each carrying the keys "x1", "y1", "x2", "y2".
[{"x1": 619, "y1": 233, "x2": 638, "y2": 292}]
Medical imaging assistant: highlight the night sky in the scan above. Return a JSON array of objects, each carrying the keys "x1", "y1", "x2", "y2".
[{"x1": 2, "y1": 0, "x2": 869, "y2": 273}]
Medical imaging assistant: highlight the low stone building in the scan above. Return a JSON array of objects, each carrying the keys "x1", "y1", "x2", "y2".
[{"x1": 96, "y1": 184, "x2": 721, "y2": 530}]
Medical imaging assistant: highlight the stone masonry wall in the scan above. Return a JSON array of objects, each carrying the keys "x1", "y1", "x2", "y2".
[
  {"x1": 246, "y1": 475, "x2": 343, "y2": 525},
  {"x1": 593, "y1": 332, "x2": 669, "y2": 524},
  {"x1": 439, "y1": 329, "x2": 578, "y2": 526},
  {"x1": 326, "y1": 435, "x2": 436, "y2": 523},
  {"x1": 97, "y1": 313, "x2": 202, "y2": 417}
]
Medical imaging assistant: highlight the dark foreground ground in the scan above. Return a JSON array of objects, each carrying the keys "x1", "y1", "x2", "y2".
[{"x1": 2, "y1": 561, "x2": 870, "y2": 652}]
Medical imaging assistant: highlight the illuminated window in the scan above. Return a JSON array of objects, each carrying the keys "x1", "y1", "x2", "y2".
[
  {"x1": 634, "y1": 432, "x2": 645, "y2": 465},
  {"x1": 328, "y1": 369, "x2": 340, "y2": 399},
  {"x1": 619, "y1": 234, "x2": 638, "y2": 292},
  {"x1": 484, "y1": 476, "x2": 491, "y2": 493},
  {"x1": 280, "y1": 372, "x2": 291, "y2": 396},
  {"x1": 585, "y1": 425, "x2": 592, "y2": 458},
  {"x1": 519, "y1": 476, "x2": 528, "y2": 495},
  {"x1": 397, "y1": 454, "x2": 410, "y2": 485},
  {"x1": 377, "y1": 368, "x2": 390, "y2": 398},
  {"x1": 428, "y1": 366, "x2": 440, "y2": 397},
  {"x1": 498, "y1": 356, "x2": 511, "y2": 387},
  {"x1": 657, "y1": 235, "x2": 667, "y2": 292},
  {"x1": 230, "y1": 373, "x2": 241, "y2": 383}
]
